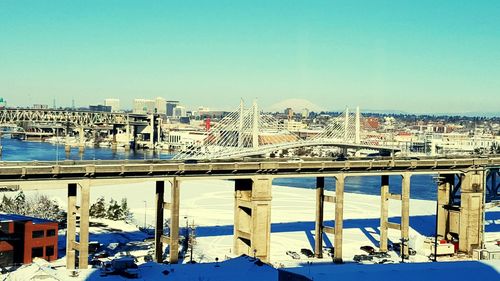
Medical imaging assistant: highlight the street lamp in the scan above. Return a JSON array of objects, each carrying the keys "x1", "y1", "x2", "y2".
[{"x1": 143, "y1": 200, "x2": 147, "y2": 229}]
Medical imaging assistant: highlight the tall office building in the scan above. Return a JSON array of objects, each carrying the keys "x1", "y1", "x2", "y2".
[
  {"x1": 155, "y1": 97, "x2": 167, "y2": 115},
  {"x1": 133, "y1": 99, "x2": 156, "y2": 114},
  {"x1": 174, "y1": 105, "x2": 187, "y2": 117},
  {"x1": 166, "y1": 101, "x2": 179, "y2": 117},
  {"x1": 104, "y1": 98, "x2": 120, "y2": 112}
]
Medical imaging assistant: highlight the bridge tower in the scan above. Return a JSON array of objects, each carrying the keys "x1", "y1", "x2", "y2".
[
  {"x1": 355, "y1": 106, "x2": 361, "y2": 144},
  {"x1": 238, "y1": 99, "x2": 244, "y2": 148},
  {"x1": 252, "y1": 100, "x2": 259, "y2": 149},
  {"x1": 343, "y1": 108, "x2": 349, "y2": 142}
]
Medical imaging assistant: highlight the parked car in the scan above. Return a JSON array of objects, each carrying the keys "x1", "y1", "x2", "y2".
[
  {"x1": 353, "y1": 254, "x2": 373, "y2": 262},
  {"x1": 372, "y1": 251, "x2": 391, "y2": 259},
  {"x1": 123, "y1": 263, "x2": 139, "y2": 278},
  {"x1": 300, "y1": 248, "x2": 314, "y2": 258},
  {"x1": 323, "y1": 247, "x2": 334, "y2": 257},
  {"x1": 286, "y1": 251, "x2": 300, "y2": 259},
  {"x1": 360, "y1": 245, "x2": 375, "y2": 255},
  {"x1": 89, "y1": 241, "x2": 102, "y2": 254},
  {"x1": 287, "y1": 157, "x2": 304, "y2": 163},
  {"x1": 94, "y1": 250, "x2": 110, "y2": 259}
]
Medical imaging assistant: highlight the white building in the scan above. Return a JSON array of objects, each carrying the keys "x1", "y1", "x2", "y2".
[
  {"x1": 155, "y1": 97, "x2": 167, "y2": 115},
  {"x1": 133, "y1": 99, "x2": 156, "y2": 114},
  {"x1": 174, "y1": 105, "x2": 187, "y2": 117},
  {"x1": 104, "y1": 98, "x2": 120, "y2": 112}
]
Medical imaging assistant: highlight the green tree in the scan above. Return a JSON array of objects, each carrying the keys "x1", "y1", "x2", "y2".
[
  {"x1": 120, "y1": 198, "x2": 132, "y2": 222},
  {"x1": 13, "y1": 191, "x2": 27, "y2": 215},
  {"x1": 0, "y1": 194, "x2": 14, "y2": 213},
  {"x1": 106, "y1": 199, "x2": 122, "y2": 221},
  {"x1": 90, "y1": 197, "x2": 107, "y2": 218}
]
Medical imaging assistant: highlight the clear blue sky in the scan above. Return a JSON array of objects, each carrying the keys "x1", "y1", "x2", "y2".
[{"x1": 1, "y1": 0, "x2": 499, "y2": 113}]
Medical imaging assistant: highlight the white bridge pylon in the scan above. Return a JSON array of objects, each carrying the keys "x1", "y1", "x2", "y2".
[{"x1": 173, "y1": 101, "x2": 391, "y2": 160}]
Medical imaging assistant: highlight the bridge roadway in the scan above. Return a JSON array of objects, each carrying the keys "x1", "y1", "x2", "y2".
[
  {"x1": 0, "y1": 157, "x2": 498, "y2": 269},
  {"x1": 0, "y1": 108, "x2": 152, "y2": 126},
  {"x1": 187, "y1": 140, "x2": 402, "y2": 160},
  {"x1": 0, "y1": 157, "x2": 499, "y2": 181}
]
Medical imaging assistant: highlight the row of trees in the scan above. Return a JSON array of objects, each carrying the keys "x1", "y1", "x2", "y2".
[
  {"x1": 89, "y1": 197, "x2": 132, "y2": 222},
  {"x1": 0, "y1": 191, "x2": 64, "y2": 221},
  {"x1": 0, "y1": 192, "x2": 133, "y2": 223}
]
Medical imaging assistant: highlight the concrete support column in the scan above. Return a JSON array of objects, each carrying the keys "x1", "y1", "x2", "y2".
[
  {"x1": 79, "y1": 181, "x2": 90, "y2": 269},
  {"x1": 78, "y1": 127, "x2": 85, "y2": 153},
  {"x1": 314, "y1": 177, "x2": 325, "y2": 258},
  {"x1": 111, "y1": 125, "x2": 118, "y2": 150},
  {"x1": 66, "y1": 183, "x2": 77, "y2": 270},
  {"x1": 169, "y1": 179, "x2": 180, "y2": 263},
  {"x1": 401, "y1": 173, "x2": 411, "y2": 258},
  {"x1": 458, "y1": 171, "x2": 484, "y2": 253},
  {"x1": 437, "y1": 174, "x2": 454, "y2": 238},
  {"x1": 379, "y1": 175, "x2": 389, "y2": 252},
  {"x1": 234, "y1": 179, "x2": 253, "y2": 256},
  {"x1": 334, "y1": 174, "x2": 345, "y2": 263},
  {"x1": 234, "y1": 177, "x2": 272, "y2": 262},
  {"x1": 154, "y1": 181, "x2": 165, "y2": 262}
]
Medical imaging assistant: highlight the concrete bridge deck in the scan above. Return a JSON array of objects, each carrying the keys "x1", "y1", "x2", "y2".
[
  {"x1": 0, "y1": 157, "x2": 498, "y2": 269},
  {"x1": 0, "y1": 157, "x2": 499, "y2": 181}
]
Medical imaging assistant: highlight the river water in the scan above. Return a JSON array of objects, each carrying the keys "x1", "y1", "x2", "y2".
[{"x1": 0, "y1": 138, "x2": 438, "y2": 200}]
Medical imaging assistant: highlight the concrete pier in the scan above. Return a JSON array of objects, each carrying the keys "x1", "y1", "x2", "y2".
[
  {"x1": 401, "y1": 173, "x2": 411, "y2": 258},
  {"x1": 154, "y1": 179, "x2": 180, "y2": 264},
  {"x1": 154, "y1": 181, "x2": 165, "y2": 263},
  {"x1": 458, "y1": 171, "x2": 484, "y2": 253},
  {"x1": 233, "y1": 177, "x2": 272, "y2": 262},
  {"x1": 379, "y1": 175, "x2": 389, "y2": 252},
  {"x1": 437, "y1": 174, "x2": 455, "y2": 239},
  {"x1": 333, "y1": 174, "x2": 345, "y2": 263},
  {"x1": 66, "y1": 181, "x2": 90, "y2": 269},
  {"x1": 314, "y1": 177, "x2": 325, "y2": 258},
  {"x1": 66, "y1": 184, "x2": 77, "y2": 270}
]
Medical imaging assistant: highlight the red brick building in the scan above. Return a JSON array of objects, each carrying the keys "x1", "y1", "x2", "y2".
[{"x1": 0, "y1": 214, "x2": 58, "y2": 266}]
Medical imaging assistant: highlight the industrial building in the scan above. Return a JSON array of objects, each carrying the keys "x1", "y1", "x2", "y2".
[{"x1": 0, "y1": 214, "x2": 58, "y2": 267}]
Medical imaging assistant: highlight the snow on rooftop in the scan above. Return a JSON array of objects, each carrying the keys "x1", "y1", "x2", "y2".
[{"x1": 281, "y1": 260, "x2": 500, "y2": 281}]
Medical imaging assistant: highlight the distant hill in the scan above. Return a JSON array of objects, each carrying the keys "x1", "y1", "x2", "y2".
[{"x1": 266, "y1": 98, "x2": 325, "y2": 113}]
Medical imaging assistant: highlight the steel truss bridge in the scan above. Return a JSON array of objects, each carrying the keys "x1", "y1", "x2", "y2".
[
  {"x1": 173, "y1": 101, "x2": 398, "y2": 160},
  {"x1": 0, "y1": 108, "x2": 152, "y2": 127}
]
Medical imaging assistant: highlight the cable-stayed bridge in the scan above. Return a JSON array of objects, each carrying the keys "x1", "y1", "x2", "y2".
[{"x1": 173, "y1": 101, "x2": 399, "y2": 160}]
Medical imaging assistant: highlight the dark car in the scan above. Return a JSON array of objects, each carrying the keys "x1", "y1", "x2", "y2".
[
  {"x1": 360, "y1": 245, "x2": 375, "y2": 255},
  {"x1": 353, "y1": 254, "x2": 373, "y2": 262},
  {"x1": 94, "y1": 250, "x2": 110, "y2": 259},
  {"x1": 300, "y1": 248, "x2": 314, "y2": 258}
]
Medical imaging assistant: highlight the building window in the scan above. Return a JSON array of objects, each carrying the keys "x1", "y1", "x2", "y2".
[
  {"x1": 45, "y1": 246, "x2": 54, "y2": 257},
  {"x1": 32, "y1": 230, "x2": 44, "y2": 239},
  {"x1": 46, "y1": 229, "x2": 56, "y2": 237},
  {"x1": 31, "y1": 247, "x2": 43, "y2": 258}
]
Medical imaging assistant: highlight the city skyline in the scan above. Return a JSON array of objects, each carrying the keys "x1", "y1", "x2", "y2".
[{"x1": 1, "y1": 1, "x2": 499, "y2": 113}]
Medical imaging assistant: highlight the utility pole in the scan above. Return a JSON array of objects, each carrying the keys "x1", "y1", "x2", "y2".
[{"x1": 143, "y1": 200, "x2": 147, "y2": 229}]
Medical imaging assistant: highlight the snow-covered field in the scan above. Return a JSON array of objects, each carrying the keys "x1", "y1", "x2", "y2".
[{"x1": 2, "y1": 179, "x2": 499, "y2": 280}]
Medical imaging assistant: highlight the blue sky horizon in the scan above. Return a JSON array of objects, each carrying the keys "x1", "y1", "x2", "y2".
[{"x1": 1, "y1": 1, "x2": 499, "y2": 113}]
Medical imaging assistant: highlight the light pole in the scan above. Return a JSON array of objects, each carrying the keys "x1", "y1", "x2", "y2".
[{"x1": 143, "y1": 200, "x2": 147, "y2": 229}]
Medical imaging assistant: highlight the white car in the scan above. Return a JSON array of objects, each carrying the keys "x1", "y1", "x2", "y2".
[{"x1": 287, "y1": 158, "x2": 304, "y2": 163}]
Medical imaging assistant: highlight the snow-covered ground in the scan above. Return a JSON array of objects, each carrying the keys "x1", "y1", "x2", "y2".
[{"x1": 2, "y1": 179, "x2": 499, "y2": 280}]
